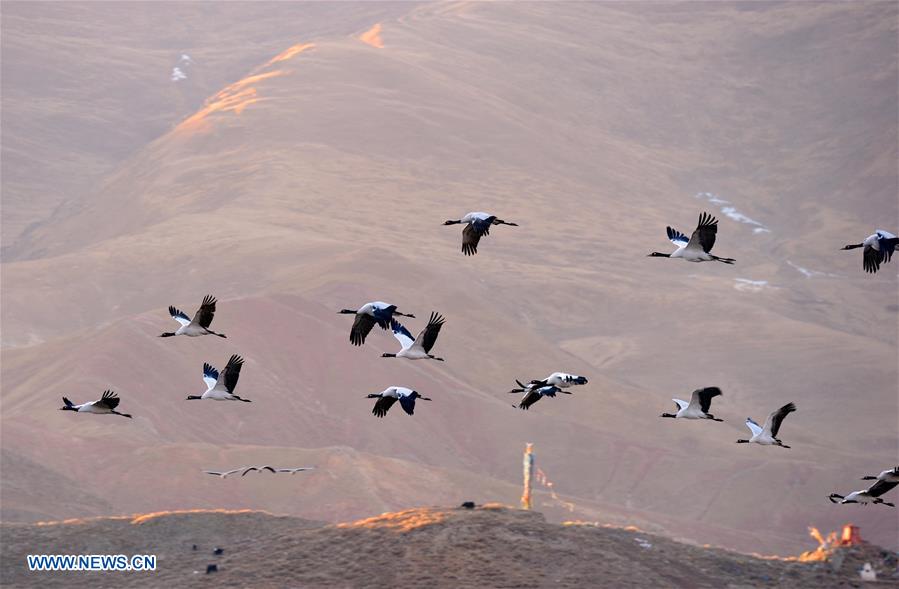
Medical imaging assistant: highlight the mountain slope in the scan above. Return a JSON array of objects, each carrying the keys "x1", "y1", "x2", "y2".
[
  {"x1": 3, "y1": 506, "x2": 895, "y2": 588},
  {"x1": 1, "y1": 1, "x2": 896, "y2": 556}
]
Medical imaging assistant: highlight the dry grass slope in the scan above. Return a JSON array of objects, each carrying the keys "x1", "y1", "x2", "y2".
[{"x1": 2, "y1": 506, "x2": 896, "y2": 588}]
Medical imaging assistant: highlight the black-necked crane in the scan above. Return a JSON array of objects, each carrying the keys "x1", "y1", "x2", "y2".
[
  {"x1": 861, "y1": 466, "x2": 899, "y2": 484},
  {"x1": 508, "y1": 380, "x2": 569, "y2": 411},
  {"x1": 275, "y1": 467, "x2": 315, "y2": 475},
  {"x1": 160, "y1": 295, "x2": 226, "y2": 338},
  {"x1": 187, "y1": 355, "x2": 251, "y2": 402},
  {"x1": 241, "y1": 466, "x2": 276, "y2": 475},
  {"x1": 841, "y1": 230, "x2": 898, "y2": 274},
  {"x1": 736, "y1": 402, "x2": 795, "y2": 448},
  {"x1": 648, "y1": 212, "x2": 735, "y2": 264},
  {"x1": 443, "y1": 212, "x2": 518, "y2": 256},
  {"x1": 366, "y1": 387, "x2": 431, "y2": 417},
  {"x1": 203, "y1": 468, "x2": 244, "y2": 479},
  {"x1": 829, "y1": 477, "x2": 897, "y2": 508},
  {"x1": 526, "y1": 372, "x2": 588, "y2": 389},
  {"x1": 383, "y1": 313, "x2": 446, "y2": 361},
  {"x1": 204, "y1": 466, "x2": 314, "y2": 478},
  {"x1": 240, "y1": 466, "x2": 315, "y2": 476},
  {"x1": 60, "y1": 390, "x2": 132, "y2": 418},
  {"x1": 338, "y1": 301, "x2": 415, "y2": 346},
  {"x1": 660, "y1": 387, "x2": 723, "y2": 421}
]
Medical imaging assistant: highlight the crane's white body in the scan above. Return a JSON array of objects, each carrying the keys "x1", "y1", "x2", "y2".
[
  {"x1": 390, "y1": 325, "x2": 430, "y2": 359},
  {"x1": 835, "y1": 490, "x2": 883, "y2": 505},
  {"x1": 70, "y1": 400, "x2": 114, "y2": 414},
  {"x1": 366, "y1": 386, "x2": 430, "y2": 417},
  {"x1": 385, "y1": 313, "x2": 445, "y2": 361},
  {"x1": 189, "y1": 357, "x2": 249, "y2": 402},
  {"x1": 539, "y1": 373, "x2": 588, "y2": 388},
  {"x1": 671, "y1": 398, "x2": 706, "y2": 419},
  {"x1": 171, "y1": 314, "x2": 211, "y2": 337},
  {"x1": 462, "y1": 212, "x2": 493, "y2": 224},
  {"x1": 359, "y1": 301, "x2": 393, "y2": 317},
  {"x1": 667, "y1": 230, "x2": 713, "y2": 262},
  {"x1": 199, "y1": 366, "x2": 239, "y2": 400},
  {"x1": 865, "y1": 230, "x2": 897, "y2": 251},
  {"x1": 744, "y1": 418, "x2": 776, "y2": 445},
  {"x1": 379, "y1": 386, "x2": 414, "y2": 400},
  {"x1": 863, "y1": 467, "x2": 899, "y2": 483}
]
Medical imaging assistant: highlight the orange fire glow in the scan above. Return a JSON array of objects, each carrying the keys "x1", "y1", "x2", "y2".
[
  {"x1": 535, "y1": 467, "x2": 575, "y2": 512},
  {"x1": 130, "y1": 508, "x2": 262, "y2": 525},
  {"x1": 265, "y1": 42, "x2": 315, "y2": 67},
  {"x1": 335, "y1": 507, "x2": 446, "y2": 532},
  {"x1": 176, "y1": 70, "x2": 285, "y2": 132},
  {"x1": 752, "y1": 525, "x2": 860, "y2": 562},
  {"x1": 34, "y1": 508, "x2": 268, "y2": 527},
  {"x1": 175, "y1": 40, "x2": 315, "y2": 134},
  {"x1": 359, "y1": 24, "x2": 384, "y2": 48}
]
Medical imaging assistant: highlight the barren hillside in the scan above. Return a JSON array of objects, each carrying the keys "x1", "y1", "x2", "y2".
[
  {"x1": 3, "y1": 506, "x2": 897, "y2": 588},
  {"x1": 1, "y1": 1, "x2": 896, "y2": 557}
]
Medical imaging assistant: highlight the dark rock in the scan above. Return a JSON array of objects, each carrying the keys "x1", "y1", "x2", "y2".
[{"x1": 206, "y1": 564, "x2": 218, "y2": 574}]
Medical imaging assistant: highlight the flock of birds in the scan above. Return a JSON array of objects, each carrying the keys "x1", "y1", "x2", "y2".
[{"x1": 59, "y1": 212, "x2": 898, "y2": 505}]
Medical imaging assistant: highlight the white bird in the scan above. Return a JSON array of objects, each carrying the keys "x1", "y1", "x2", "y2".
[
  {"x1": 659, "y1": 387, "x2": 723, "y2": 421},
  {"x1": 160, "y1": 295, "x2": 226, "y2": 338},
  {"x1": 338, "y1": 302, "x2": 415, "y2": 346},
  {"x1": 186, "y1": 355, "x2": 251, "y2": 402},
  {"x1": 275, "y1": 467, "x2": 316, "y2": 475},
  {"x1": 828, "y1": 478, "x2": 897, "y2": 508},
  {"x1": 861, "y1": 466, "x2": 899, "y2": 484},
  {"x1": 366, "y1": 387, "x2": 431, "y2": 418},
  {"x1": 203, "y1": 468, "x2": 244, "y2": 479},
  {"x1": 648, "y1": 212, "x2": 735, "y2": 263},
  {"x1": 526, "y1": 372, "x2": 588, "y2": 389},
  {"x1": 508, "y1": 380, "x2": 570, "y2": 411},
  {"x1": 383, "y1": 313, "x2": 446, "y2": 361},
  {"x1": 841, "y1": 230, "x2": 898, "y2": 274},
  {"x1": 59, "y1": 390, "x2": 132, "y2": 418},
  {"x1": 736, "y1": 402, "x2": 795, "y2": 448},
  {"x1": 443, "y1": 212, "x2": 518, "y2": 256}
]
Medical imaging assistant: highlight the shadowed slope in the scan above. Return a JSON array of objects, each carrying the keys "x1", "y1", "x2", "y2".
[{"x1": 3, "y1": 506, "x2": 895, "y2": 588}]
